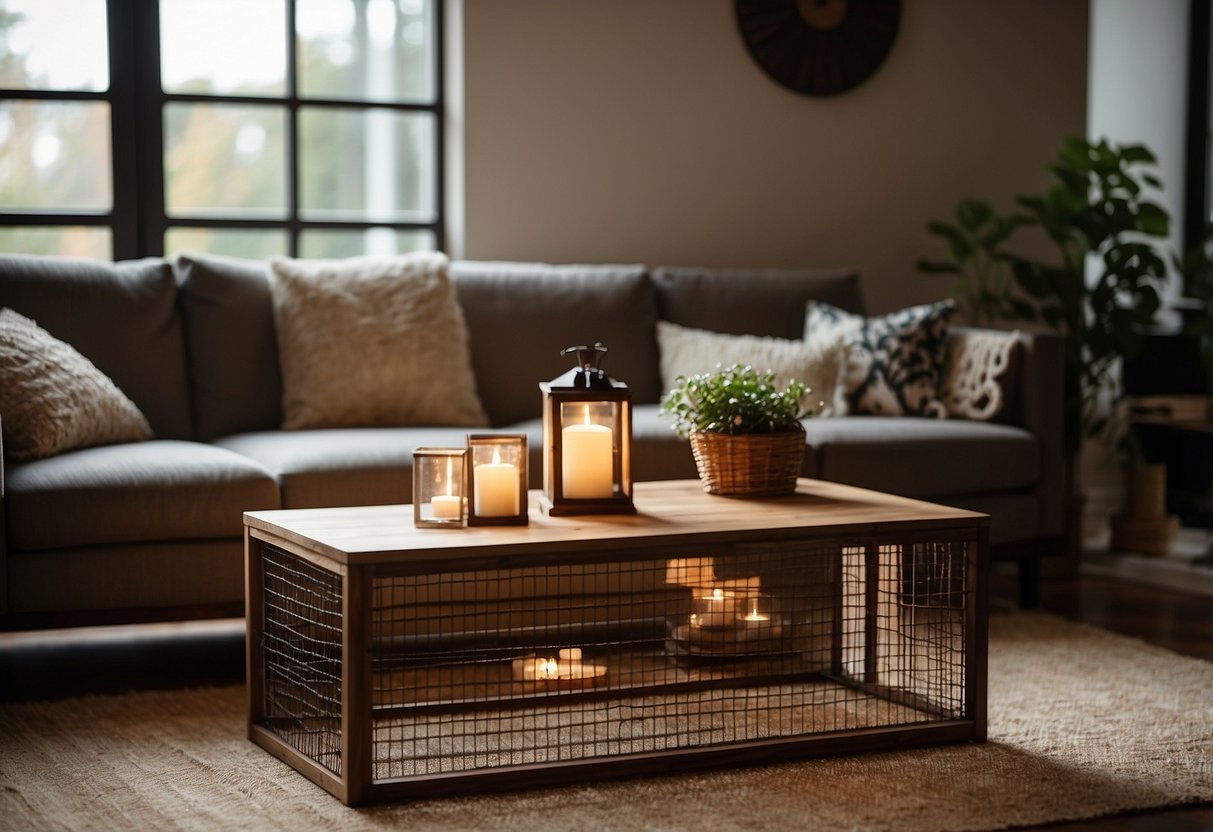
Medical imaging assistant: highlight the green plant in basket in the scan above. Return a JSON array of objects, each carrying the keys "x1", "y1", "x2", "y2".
[{"x1": 661, "y1": 364, "x2": 812, "y2": 438}]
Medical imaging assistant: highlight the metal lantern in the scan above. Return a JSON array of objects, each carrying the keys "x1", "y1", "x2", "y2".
[
  {"x1": 412, "y1": 447, "x2": 468, "y2": 528},
  {"x1": 539, "y1": 343, "x2": 634, "y2": 515},
  {"x1": 466, "y1": 434, "x2": 529, "y2": 526}
]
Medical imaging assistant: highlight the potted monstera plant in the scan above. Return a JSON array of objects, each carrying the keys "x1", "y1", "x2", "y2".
[
  {"x1": 919, "y1": 136, "x2": 1172, "y2": 560},
  {"x1": 661, "y1": 364, "x2": 813, "y2": 496}
]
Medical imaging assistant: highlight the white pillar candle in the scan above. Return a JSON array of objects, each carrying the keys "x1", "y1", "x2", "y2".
[
  {"x1": 474, "y1": 449, "x2": 520, "y2": 517},
  {"x1": 561, "y1": 408, "x2": 614, "y2": 499}
]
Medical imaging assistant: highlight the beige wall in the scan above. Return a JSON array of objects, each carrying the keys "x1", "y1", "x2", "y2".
[{"x1": 457, "y1": 0, "x2": 1088, "y2": 315}]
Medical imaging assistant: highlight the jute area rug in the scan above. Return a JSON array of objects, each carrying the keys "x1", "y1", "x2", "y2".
[{"x1": 1, "y1": 612, "x2": 1210, "y2": 832}]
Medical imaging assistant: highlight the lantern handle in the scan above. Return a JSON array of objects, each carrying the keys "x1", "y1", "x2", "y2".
[{"x1": 560, "y1": 343, "x2": 610, "y2": 389}]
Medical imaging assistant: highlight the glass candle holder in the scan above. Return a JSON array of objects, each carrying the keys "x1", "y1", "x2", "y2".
[
  {"x1": 735, "y1": 593, "x2": 781, "y2": 638},
  {"x1": 689, "y1": 587, "x2": 739, "y2": 629},
  {"x1": 412, "y1": 447, "x2": 467, "y2": 528},
  {"x1": 466, "y1": 434, "x2": 528, "y2": 526}
]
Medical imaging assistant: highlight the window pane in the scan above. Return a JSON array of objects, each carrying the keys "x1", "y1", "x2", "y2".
[
  {"x1": 164, "y1": 102, "x2": 286, "y2": 219},
  {"x1": 165, "y1": 227, "x2": 288, "y2": 259},
  {"x1": 299, "y1": 227, "x2": 434, "y2": 258},
  {"x1": 0, "y1": 101, "x2": 111, "y2": 211},
  {"x1": 0, "y1": 226, "x2": 111, "y2": 258},
  {"x1": 299, "y1": 107, "x2": 434, "y2": 222},
  {"x1": 160, "y1": 0, "x2": 286, "y2": 95},
  {"x1": 0, "y1": 0, "x2": 108, "y2": 91},
  {"x1": 298, "y1": 0, "x2": 434, "y2": 103}
]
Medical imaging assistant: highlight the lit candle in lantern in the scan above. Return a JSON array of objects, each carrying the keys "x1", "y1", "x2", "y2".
[
  {"x1": 474, "y1": 447, "x2": 520, "y2": 517},
  {"x1": 561, "y1": 404, "x2": 614, "y2": 499},
  {"x1": 430, "y1": 456, "x2": 461, "y2": 518}
]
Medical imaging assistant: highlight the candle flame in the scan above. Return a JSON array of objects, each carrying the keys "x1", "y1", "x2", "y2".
[
  {"x1": 445, "y1": 456, "x2": 453, "y2": 497},
  {"x1": 539, "y1": 658, "x2": 558, "y2": 678},
  {"x1": 492, "y1": 447, "x2": 501, "y2": 465},
  {"x1": 583, "y1": 403, "x2": 591, "y2": 426},
  {"x1": 712, "y1": 588, "x2": 724, "y2": 601}
]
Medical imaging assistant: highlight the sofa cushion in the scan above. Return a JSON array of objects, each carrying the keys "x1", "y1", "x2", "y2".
[
  {"x1": 0, "y1": 254, "x2": 193, "y2": 439},
  {"x1": 0, "y1": 309, "x2": 153, "y2": 461},
  {"x1": 806, "y1": 416, "x2": 1038, "y2": 499},
  {"x1": 175, "y1": 253, "x2": 284, "y2": 440},
  {"x1": 216, "y1": 427, "x2": 479, "y2": 508},
  {"x1": 651, "y1": 266, "x2": 865, "y2": 339},
  {"x1": 451, "y1": 261, "x2": 662, "y2": 424},
  {"x1": 804, "y1": 300, "x2": 954, "y2": 418},
  {"x1": 268, "y1": 253, "x2": 488, "y2": 430},
  {"x1": 5, "y1": 440, "x2": 280, "y2": 550},
  {"x1": 655, "y1": 320, "x2": 841, "y2": 416}
]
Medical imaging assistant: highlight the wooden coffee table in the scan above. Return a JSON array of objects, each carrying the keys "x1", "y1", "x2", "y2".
[{"x1": 244, "y1": 478, "x2": 988, "y2": 805}]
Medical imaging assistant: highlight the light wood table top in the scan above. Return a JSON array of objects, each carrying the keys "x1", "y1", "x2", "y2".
[{"x1": 245, "y1": 478, "x2": 988, "y2": 567}]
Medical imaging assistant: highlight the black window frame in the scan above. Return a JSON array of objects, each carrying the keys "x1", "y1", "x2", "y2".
[{"x1": 0, "y1": 0, "x2": 446, "y2": 261}]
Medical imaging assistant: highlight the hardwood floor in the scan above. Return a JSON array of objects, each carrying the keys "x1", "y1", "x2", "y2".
[{"x1": 0, "y1": 571, "x2": 1209, "y2": 829}]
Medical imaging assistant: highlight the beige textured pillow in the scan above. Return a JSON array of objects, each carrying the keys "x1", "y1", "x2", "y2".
[
  {"x1": 268, "y1": 253, "x2": 488, "y2": 429},
  {"x1": 657, "y1": 320, "x2": 840, "y2": 416},
  {"x1": 939, "y1": 329, "x2": 1020, "y2": 421},
  {"x1": 0, "y1": 308, "x2": 153, "y2": 461}
]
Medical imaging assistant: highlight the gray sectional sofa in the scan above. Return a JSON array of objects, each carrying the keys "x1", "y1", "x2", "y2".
[{"x1": 0, "y1": 253, "x2": 1063, "y2": 627}]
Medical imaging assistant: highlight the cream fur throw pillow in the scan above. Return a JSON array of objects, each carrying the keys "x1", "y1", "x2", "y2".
[
  {"x1": 0, "y1": 308, "x2": 153, "y2": 461},
  {"x1": 657, "y1": 320, "x2": 840, "y2": 416},
  {"x1": 268, "y1": 253, "x2": 488, "y2": 429}
]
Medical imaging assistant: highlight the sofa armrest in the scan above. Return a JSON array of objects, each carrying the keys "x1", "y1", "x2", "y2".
[{"x1": 1009, "y1": 329, "x2": 1065, "y2": 538}]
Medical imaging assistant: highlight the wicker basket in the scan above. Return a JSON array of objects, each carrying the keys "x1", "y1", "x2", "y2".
[{"x1": 689, "y1": 425, "x2": 806, "y2": 497}]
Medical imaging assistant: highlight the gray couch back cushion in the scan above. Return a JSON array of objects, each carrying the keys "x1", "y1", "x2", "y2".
[
  {"x1": 450, "y1": 261, "x2": 662, "y2": 425},
  {"x1": 0, "y1": 254, "x2": 194, "y2": 440},
  {"x1": 651, "y1": 266, "x2": 865, "y2": 338},
  {"x1": 175, "y1": 253, "x2": 284, "y2": 440}
]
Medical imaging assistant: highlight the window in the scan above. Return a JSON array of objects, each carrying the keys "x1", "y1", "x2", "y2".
[
  {"x1": 0, "y1": 0, "x2": 443, "y2": 261},
  {"x1": 1185, "y1": 0, "x2": 1211, "y2": 248}
]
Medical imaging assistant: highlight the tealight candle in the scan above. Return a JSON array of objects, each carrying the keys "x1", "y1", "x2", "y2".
[
  {"x1": 430, "y1": 457, "x2": 461, "y2": 518},
  {"x1": 430, "y1": 495, "x2": 461, "y2": 518},
  {"x1": 741, "y1": 606, "x2": 770, "y2": 624},
  {"x1": 510, "y1": 650, "x2": 607, "y2": 688}
]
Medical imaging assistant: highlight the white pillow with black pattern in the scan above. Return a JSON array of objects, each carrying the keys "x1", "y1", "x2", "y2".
[{"x1": 803, "y1": 300, "x2": 955, "y2": 418}]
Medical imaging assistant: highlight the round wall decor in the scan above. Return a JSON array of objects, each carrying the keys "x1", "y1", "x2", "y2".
[{"x1": 735, "y1": 0, "x2": 902, "y2": 96}]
